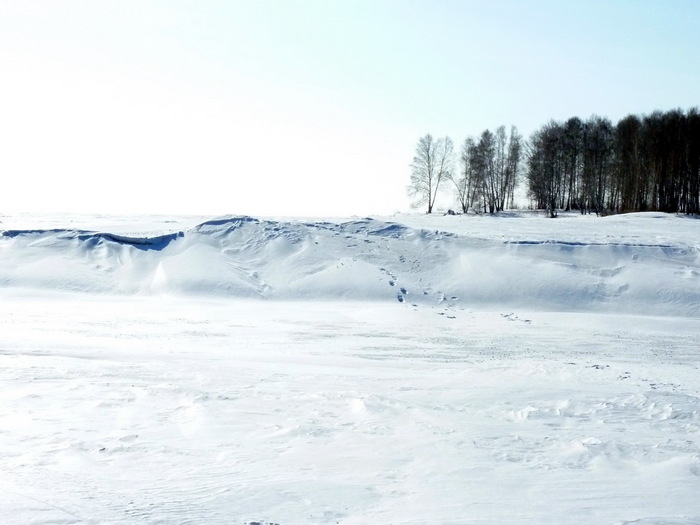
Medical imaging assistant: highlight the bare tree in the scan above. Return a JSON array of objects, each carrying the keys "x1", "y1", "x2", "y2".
[
  {"x1": 527, "y1": 121, "x2": 565, "y2": 218},
  {"x1": 524, "y1": 107, "x2": 700, "y2": 218},
  {"x1": 581, "y1": 115, "x2": 614, "y2": 215},
  {"x1": 505, "y1": 126, "x2": 523, "y2": 209},
  {"x1": 450, "y1": 126, "x2": 521, "y2": 214},
  {"x1": 474, "y1": 130, "x2": 496, "y2": 213},
  {"x1": 494, "y1": 126, "x2": 508, "y2": 210},
  {"x1": 448, "y1": 137, "x2": 480, "y2": 213},
  {"x1": 408, "y1": 134, "x2": 453, "y2": 214}
]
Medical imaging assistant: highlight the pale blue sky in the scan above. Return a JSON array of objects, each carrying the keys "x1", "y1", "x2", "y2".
[{"x1": 1, "y1": 1, "x2": 698, "y2": 216}]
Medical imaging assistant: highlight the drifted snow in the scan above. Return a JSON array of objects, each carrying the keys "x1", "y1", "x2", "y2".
[
  {"x1": 1, "y1": 211, "x2": 699, "y2": 524},
  {"x1": 1, "y1": 212, "x2": 698, "y2": 315}
]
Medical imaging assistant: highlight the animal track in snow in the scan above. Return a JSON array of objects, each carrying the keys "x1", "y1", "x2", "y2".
[{"x1": 501, "y1": 313, "x2": 532, "y2": 324}]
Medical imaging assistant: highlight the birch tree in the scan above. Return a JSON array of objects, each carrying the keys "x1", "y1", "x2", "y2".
[
  {"x1": 448, "y1": 137, "x2": 480, "y2": 213},
  {"x1": 408, "y1": 134, "x2": 453, "y2": 214}
]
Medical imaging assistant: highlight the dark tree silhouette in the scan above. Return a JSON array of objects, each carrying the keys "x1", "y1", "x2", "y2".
[{"x1": 525, "y1": 107, "x2": 700, "y2": 216}]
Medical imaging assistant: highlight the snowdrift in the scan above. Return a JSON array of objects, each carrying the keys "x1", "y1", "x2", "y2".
[{"x1": 1, "y1": 213, "x2": 698, "y2": 315}]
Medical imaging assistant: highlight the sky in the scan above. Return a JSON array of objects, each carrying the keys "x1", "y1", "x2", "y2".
[{"x1": 1, "y1": 0, "x2": 698, "y2": 217}]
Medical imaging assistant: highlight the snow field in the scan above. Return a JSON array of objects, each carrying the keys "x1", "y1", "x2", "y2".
[
  {"x1": 1, "y1": 296, "x2": 699, "y2": 524},
  {"x1": 1, "y1": 211, "x2": 699, "y2": 523}
]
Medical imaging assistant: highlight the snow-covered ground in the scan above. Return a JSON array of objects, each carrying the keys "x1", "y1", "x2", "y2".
[{"x1": 1, "y1": 211, "x2": 699, "y2": 524}]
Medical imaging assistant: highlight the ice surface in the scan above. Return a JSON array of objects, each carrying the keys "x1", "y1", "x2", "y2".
[{"x1": 1, "y1": 211, "x2": 699, "y2": 524}]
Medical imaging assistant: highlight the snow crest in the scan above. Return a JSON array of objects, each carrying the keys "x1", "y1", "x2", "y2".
[{"x1": 1, "y1": 213, "x2": 698, "y2": 315}]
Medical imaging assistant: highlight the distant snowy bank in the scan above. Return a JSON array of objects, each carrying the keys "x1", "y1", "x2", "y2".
[{"x1": 1, "y1": 211, "x2": 698, "y2": 316}]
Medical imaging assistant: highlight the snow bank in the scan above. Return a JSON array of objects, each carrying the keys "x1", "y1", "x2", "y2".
[{"x1": 1, "y1": 212, "x2": 698, "y2": 315}]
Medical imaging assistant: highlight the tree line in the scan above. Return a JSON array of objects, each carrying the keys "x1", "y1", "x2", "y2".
[
  {"x1": 409, "y1": 107, "x2": 700, "y2": 217},
  {"x1": 409, "y1": 126, "x2": 523, "y2": 215}
]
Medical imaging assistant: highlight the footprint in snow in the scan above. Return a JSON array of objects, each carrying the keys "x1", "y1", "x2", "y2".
[
  {"x1": 397, "y1": 294, "x2": 405, "y2": 303},
  {"x1": 501, "y1": 313, "x2": 532, "y2": 324}
]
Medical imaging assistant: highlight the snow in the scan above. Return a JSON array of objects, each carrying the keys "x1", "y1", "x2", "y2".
[
  {"x1": 2, "y1": 211, "x2": 698, "y2": 315},
  {"x1": 1, "y1": 211, "x2": 699, "y2": 524}
]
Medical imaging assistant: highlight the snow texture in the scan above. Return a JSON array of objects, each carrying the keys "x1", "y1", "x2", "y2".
[
  {"x1": 1, "y1": 211, "x2": 698, "y2": 315},
  {"x1": 1, "y1": 211, "x2": 699, "y2": 524}
]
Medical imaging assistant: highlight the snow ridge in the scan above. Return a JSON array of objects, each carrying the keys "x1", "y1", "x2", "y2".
[
  {"x1": 2, "y1": 229, "x2": 183, "y2": 250},
  {"x1": 1, "y1": 213, "x2": 698, "y2": 315}
]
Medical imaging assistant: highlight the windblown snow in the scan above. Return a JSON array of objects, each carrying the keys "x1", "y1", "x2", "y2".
[
  {"x1": 1, "y1": 211, "x2": 699, "y2": 524},
  {"x1": 1, "y1": 212, "x2": 698, "y2": 315}
]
